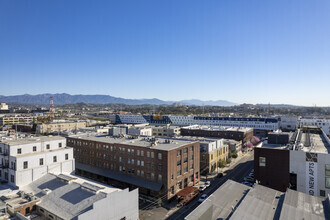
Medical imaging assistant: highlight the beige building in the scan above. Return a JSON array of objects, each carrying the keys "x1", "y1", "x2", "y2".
[
  {"x1": 37, "y1": 121, "x2": 87, "y2": 134},
  {"x1": 152, "y1": 125, "x2": 181, "y2": 137},
  {"x1": 0, "y1": 114, "x2": 34, "y2": 126}
]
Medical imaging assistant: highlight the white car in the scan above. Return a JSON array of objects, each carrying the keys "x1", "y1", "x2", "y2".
[
  {"x1": 198, "y1": 194, "x2": 208, "y2": 203},
  {"x1": 199, "y1": 185, "x2": 207, "y2": 192},
  {"x1": 205, "y1": 181, "x2": 211, "y2": 187}
]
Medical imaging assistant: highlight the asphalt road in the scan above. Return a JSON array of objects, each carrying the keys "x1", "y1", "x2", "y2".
[{"x1": 166, "y1": 152, "x2": 254, "y2": 220}]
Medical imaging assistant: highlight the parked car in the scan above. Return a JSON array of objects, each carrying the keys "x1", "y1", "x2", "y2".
[
  {"x1": 244, "y1": 176, "x2": 254, "y2": 183},
  {"x1": 216, "y1": 173, "x2": 224, "y2": 178},
  {"x1": 205, "y1": 181, "x2": 211, "y2": 187},
  {"x1": 199, "y1": 185, "x2": 207, "y2": 192},
  {"x1": 198, "y1": 194, "x2": 208, "y2": 203},
  {"x1": 249, "y1": 173, "x2": 254, "y2": 177}
]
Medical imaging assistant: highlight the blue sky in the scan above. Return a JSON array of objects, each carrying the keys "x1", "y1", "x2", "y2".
[{"x1": 1, "y1": 0, "x2": 330, "y2": 106}]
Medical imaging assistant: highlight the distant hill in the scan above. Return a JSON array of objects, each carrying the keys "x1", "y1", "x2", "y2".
[{"x1": 0, "y1": 93, "x2": 236, "y2": 106}]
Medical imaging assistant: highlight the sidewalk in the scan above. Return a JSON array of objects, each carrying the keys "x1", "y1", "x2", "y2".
[{"x1": 201, "y1": 150, "x2": 253, "y2": 182}]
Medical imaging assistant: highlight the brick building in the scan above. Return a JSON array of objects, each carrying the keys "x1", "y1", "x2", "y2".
[
  {"x1": 67, "y1": 135, "x2": 200, "y2": 201},
  {"x1": 181, "y1": 125, "x2": 254, "y2": 143}
]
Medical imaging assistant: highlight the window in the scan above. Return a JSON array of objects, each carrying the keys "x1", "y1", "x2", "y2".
[
  {"x1": 23, "y1": 161, "x2": 28, "y2": 169},
  {"x1": 158, "y1": 164, "x2": 162, "y2": 171},
  {"x1": 184, "y1": 167, "x2": 188, "y2": 173},
  {"x1": 65, "y1": 154, "x2": 68, "y2": 160},
  {"x1": 17, "y1": 148, "x2": 22, "y2": 154},
  {"x1": 171, "y1": 174, "x2": 174, "y2": 180},
  {"x1": 326, "y1": 177, "x2": 330, "y2": 189},
  {"x1": 158, "y1": 153, "x2": 162, "y2": 160},
  {"x1": 53, "y1": 156, "x2": 57, "y2": 162},
  {"x1": 40, "y1": 158, "x2": 43, "y2": 165},
  {"x1": 195, "y1": 172, "x2": 199, "y2": 179},
  {"x1": 151, "y1": 152, "x2": 154, "y2": 158},
  {"x1": 177, "y1": 170, "x2": 182, "y2": 176},
  {"x1": 190, "y1": 146, "x2": 193, "y2": 151},
  {"x1": 137, "y1": 150, "x2": 140, "y2": 156},
  {"x1": 147, "y1": 151, "x2": 150, "y2": 158},
  {"x1": 137, "y1": 170, "x2": 140, "y2": 176},
  {"x1": 177, "y1": 150, "x2": 181, "y2": 157},
  {"x1": 177, "y1": 160, "x2": 181, "y2": 166},
  {"x1": 320, "y1": 190, "x2": 326, "y2": 197},
  {"x1": 184, "y1": 157, "x2": 188, "y2": 163},
  {"x1": 59, "y1": 143, "x2": 62, "y2": 148},
  {"x1": 10, "y1": 175, "x2": 14, "y2": 183},
  {"x1": 184, "y1": 148, "x2": 188, "y2": 154},
  {"x1": 137, "y1": 160, "x2": 140, "y2": 166},
  {"x1": 141, "y1": 170, "x2": 144, "y2": 176},
  {"x1": 259, "y1": 157, "x2": 266, "y2": 167},
  {"x1": 325, "y1": 164, "x2": 330, "y2": 176},
  {"x1": 151, "y1": 173, "x2": 155, "y2": 180},
  {"x1": 46, "y1": 144, "x2": 50, "y2": 150},
  {"x1": 33, "y1": 146, "x2": 37, "y2": 152},
  {"x1": 141, "y1": 161, "x2": 144, "y2": 166},
  {"x1": 158, "y1": 174, "x2": 162, "y2": 182},
  {"x1": 141, "y1": 150, "x2": 144, "y2": 157}
]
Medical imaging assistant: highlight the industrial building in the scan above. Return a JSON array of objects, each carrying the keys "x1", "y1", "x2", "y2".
[
  {"x1": 298, "y1": 118, "x2": 330, "y2": 136},
  {"x1": 0, "y1": 136, "x2": 75, "y2": 187},
  {"x1": 67, "y1": 135, "x2": 200, "y2": 201},
  {"x1": 0, "y1": 114, "x2": 35, "y2": 126},
  {"x1": 255, "y1": 127, "x2": 330, "y2": 197},
  {"x1": 36, "y1": 121, "x2": 87, "y2": 134},
  {"x1": 1, "y1": 173, "x2": 139, "y2": 220},
  {"x1": 151, "y1": 125, "x2": 181, "y2": 137},
  {"x1": 185, "y1": 180, "x2": 330, "y2": 220},
  {"x1": 180, "y1": 125, "x2": 253, "y2": 143}
]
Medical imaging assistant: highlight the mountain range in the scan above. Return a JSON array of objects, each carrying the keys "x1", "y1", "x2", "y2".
[{"x1": 0, "y1": 93, "x2": 237, "y2": 106}]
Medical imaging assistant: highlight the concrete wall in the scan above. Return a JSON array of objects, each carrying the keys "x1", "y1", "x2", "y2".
[
  {"x1": 77, "y1": 188, "x2": 139, "y2": 220},
  {"x1": 290, "y1": 150, "x2": 330, "y2": 197}
]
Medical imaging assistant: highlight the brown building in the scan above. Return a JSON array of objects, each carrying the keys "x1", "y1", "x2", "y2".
[
  {"x1": 67, "y1": 136, "x2": 200, "y2": 201},
  {"x1": 181, "y1": 125, "x2": 254, "y2": 143},
  {"x1": 254, "y1": 147, "x2": 290, "y2": 192}
]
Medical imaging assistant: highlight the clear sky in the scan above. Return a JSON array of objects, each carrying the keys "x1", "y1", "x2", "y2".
[{"x1": 1, "y1": 0, "x2": 330, "y2": 106}]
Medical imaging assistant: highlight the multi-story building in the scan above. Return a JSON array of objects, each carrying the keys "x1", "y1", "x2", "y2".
[
  {"x1": 278, "y1": 115, "x2": 298, "y2": 130},
  {"x1": 36, "y1": 121, "x2": 87, "y2": 134},
  {"x1": 151, "y1": 125, "x2": 181, "y2": 137},
  {"x1": 0, "y1": 103, "x2": 8, "y2": 110},
  {"x1": 255, "y1": 128, "x2": 330, "y2": 197},
  {"x1": 0, "y1": 114, "x2": 34, "y2": 126},
  {"x1": 2, "y1": 173, "x2": 138, "y2": 220},
  {"x1": 128, "y1": 126, "x2": 153, "y2": 136},
  {"x1": 180, "y1": 125, "x2": 254, "y2": 143},
  {"x1": 0, "y1": 136, "x2": 74, "y2": 187},
  {"x1": 67, "y1": 135, "x2": 200, "y2": 200},
  {"x1": 195, "y1": 138, "x2": 229, "y2": 174},
  {"x1": 112, "y1": 114, "x2": 279, "y2": 131},
  {"x1": 298, "y1": 118, "x2": 330, "y2": 135}
]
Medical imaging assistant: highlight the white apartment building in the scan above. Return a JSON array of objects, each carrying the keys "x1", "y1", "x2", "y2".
[
  {"x1": 0, "y1": 136, "x2": 74, "y2": 187},
  {"x1": 279, "y1": 116, "x2": 298, "y2": 130},
  {"x1": 298, "y1": 118, "x2": 330, "y2": 135}
]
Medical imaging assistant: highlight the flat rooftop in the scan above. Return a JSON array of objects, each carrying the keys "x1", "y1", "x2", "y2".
[
  {"x1": 0, "y1": 136, "x2": 65, "y2": 146},
  {"x1": 70, "y1": 135, "x2": 198, "y2": 151},
  {"x1": 21, "y1": 173, "x2": 121, "y2": 219},
  {"x1": 300, "y1": 133, "x2": 330, "y2": 154},
  {"x1": 182, "y1": 125, "x2": 253, "y2": 133}
]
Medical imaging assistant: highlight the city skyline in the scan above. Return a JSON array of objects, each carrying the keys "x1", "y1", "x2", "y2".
[{"x1": 1, "y1": 0, "x2": 330, "y2": 106}]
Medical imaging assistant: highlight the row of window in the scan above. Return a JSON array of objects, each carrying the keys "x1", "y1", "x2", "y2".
[
  {"x1": 17, "y1": 143, "x2": 63, "y2": 155},
  {"x1": 23, "y1": 154, "x2": 69, "y2": 169},
  {"x1": 177, "y1": 146, "x2": 194, "y2": 157}
]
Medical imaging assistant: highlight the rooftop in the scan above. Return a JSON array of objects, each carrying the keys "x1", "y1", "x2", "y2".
[
  {"x1": 20, "y1": 173, "x2": 120, "y2": 219},
  {"x1": 300, "y1": 133, "x2": 330, "y2": 154},
  {"x1": 69, "y1": 135, "x2": 198, "y2": 151},
  {"x1": 185, "y1": 180, "x2": 330, "y2": 220},
  {"x1": 182, "y1": 125, "x2": 253, "y2": 133},
  {"x1": 0, "y1": 136, "x2": 65, "y2": 146}
]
